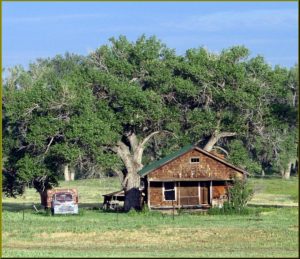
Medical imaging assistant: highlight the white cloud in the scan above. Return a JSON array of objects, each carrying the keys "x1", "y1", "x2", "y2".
[{"x1": 162, "y1": 9, "x2": 298, "y2": 32}]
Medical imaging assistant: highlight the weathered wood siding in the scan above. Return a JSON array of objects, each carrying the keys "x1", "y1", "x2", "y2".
[
  {"x1": 149, "y1": 182, "x2": 180, "y2": 207},
  {"x1": 179, "y1": 182, "x2": 199, "y2": 205},
  {"x1": 149, "y1": 181, "x2": 217, "y2": 207},
  {"x1": 212, "y1": 182, "x2": 228, "y2": 199},
  {"x1": 148, "y1": 149, "x2": 243, "y2": 181},
  {"x1": 147, "y1": 148, "x2": 244, "y2": 208}
]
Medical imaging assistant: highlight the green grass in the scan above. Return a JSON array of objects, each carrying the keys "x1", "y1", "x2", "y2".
[
  {"x1": 248, "y1": 177, "x2": 299, "y2": 206},
  {"x1": 2, "y1": 176, "x2": 299, "y2": 258},
  {"x1": 2, "y1": 207, "x2": 299, "y2": 257},
  {"x1": 3, "y1": 177, "x2": 121, "y2": 205}
]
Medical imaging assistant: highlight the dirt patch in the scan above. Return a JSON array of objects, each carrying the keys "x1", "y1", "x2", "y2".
[
  {"x1": 31, "y1": 226, "x2": 216, "y2": 248},
  {"x1": 36, "y1": 232, "x2": 98, "y2": 239}
]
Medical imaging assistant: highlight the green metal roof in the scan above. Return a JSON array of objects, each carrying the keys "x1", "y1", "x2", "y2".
[{"x1": 138, "y1": 144, "x2": 195, "y2": 177}]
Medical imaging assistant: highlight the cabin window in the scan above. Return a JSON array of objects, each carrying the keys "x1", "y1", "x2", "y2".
[
  {"x1": 163, "y1": 182, "x2": 176, "y2": 201},
  {"x1": 190, "y1": 157, "x2": 200, "y2": 163}
]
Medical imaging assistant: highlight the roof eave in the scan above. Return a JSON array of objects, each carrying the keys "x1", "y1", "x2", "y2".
[
  {"x1": 138, "y1": 145, "x2": 250, "y2": 177},
  {"x1": 194, "y1": 147, "x2": 249, "y2": 175},
  {"x1": 138, "y1": 145, "x2": 196, "y2": 177}
]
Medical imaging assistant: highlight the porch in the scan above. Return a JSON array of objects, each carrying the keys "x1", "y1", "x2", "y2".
[{"x1": 148, "y1": 180, "x2": 230, "y2": 209}]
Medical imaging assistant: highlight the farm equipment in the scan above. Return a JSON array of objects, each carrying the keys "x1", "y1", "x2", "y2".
[{"x1": 41, "y1": 188, "x2": 79, "y2": 215}]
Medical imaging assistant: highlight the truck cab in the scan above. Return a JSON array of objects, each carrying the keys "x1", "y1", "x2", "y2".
[
  {"x1": 52, "y1": 191, "x2": 78, "y2": 215},
  {"x1": 41, "y1": 188, "x2": 79, "y2": 215}
]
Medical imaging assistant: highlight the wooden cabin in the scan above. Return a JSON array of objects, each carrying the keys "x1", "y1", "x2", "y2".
[{"x1": 138, "y1": 144, "x2": 248, "y2": 209}]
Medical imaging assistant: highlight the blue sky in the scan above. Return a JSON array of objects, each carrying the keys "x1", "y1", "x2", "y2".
[{"x1": 3, "y1": 1, "x2": 298, "y2": 70}]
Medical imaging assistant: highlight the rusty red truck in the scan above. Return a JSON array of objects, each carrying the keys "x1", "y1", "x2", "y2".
[{"x1": 41, "y1": 188, "x2": 79, "y2": 215}]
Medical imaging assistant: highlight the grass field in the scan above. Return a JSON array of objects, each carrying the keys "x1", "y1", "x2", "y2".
[
  {"x1": 2, "y1": 177, "x2": 299, "y2": 258},
  {"x1": 249, "y1": 177, "x2": 299, "y2": 206}
]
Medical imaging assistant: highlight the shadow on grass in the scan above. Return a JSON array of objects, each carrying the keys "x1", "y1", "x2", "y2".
[
  {"x1": 2, "y1": 202, "x2": 117, "y2": 213},
  {"x1": 2, "y1": 202, "x2": 42, "y2": 212},
  {"x1": 248, "y1": 204, "x2": 298, "y2": 208},
  {"x1": 79, "y1": 203, "x2": 103, "y2": 210}
]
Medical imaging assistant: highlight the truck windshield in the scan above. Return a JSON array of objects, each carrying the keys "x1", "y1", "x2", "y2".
[{"x1": 54, "y1": 193, "x2": 73, "y2": 203}]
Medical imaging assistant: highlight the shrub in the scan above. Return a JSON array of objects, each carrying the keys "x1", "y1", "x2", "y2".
[
  {"x1": 208, "y1": 201, "x2": 252, "y2": 215},
  {"x1": 228, "y1": 177, "x2": 254, "y2": 213},
  {"x1": 128, "y1": 208, "x2": 139, "y2": 216},
  {"x1": 141, "y1": 204, "x2": 151, "y2": 215},
  {"x1": 208, "y1": 177, "x2": 254, "y2": 215}
]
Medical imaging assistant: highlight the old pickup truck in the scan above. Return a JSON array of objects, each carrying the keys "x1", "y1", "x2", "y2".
[{"x1": 41, "y1": 188, "x2": 79, "y2": 215}]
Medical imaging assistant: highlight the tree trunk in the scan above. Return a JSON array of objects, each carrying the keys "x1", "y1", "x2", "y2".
[
  {"x1": 123, "y1": 171, "x2": 142, "y2": 211},
  {"x1": 70, "y1": 167, "x2": 75, "y2": 181},
  {"x1": 64, "y1": 164, "x2": 70, "y2": 181},
  {"x1": 115, "y1": 131, "x2": 162, "y2": 212},
  {"x1": 121, "y1": 144, "x2": 144, "y2": 211},
  {"x1": 203, "y1": 131, "x2": 237, "y2": 152},
  {"x1": 282, "y1": 161, "x2": 293, "y2": 179}
]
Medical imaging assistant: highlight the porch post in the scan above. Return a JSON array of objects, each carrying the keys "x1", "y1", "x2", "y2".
[
  {"x1": 178, "y1": 181, "x2": 181, "y2": 207},
  {"x1": 147, "y1": 178, "x2": 151, "y2": 210},
  {"x1": 210, "y1": 181, "x2": 212, "y2": 205},
  {"x1": 198, "y1": 182, "x2": 201, "y2": 205}
]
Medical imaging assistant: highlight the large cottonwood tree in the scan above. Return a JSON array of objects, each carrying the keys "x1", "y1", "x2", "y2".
[
  {"x1": 3, "y1": 35, "x2": 298, "y2": 210},
  {"x1": 2, "y1": 55, "x2": 120, "y2": 196}
]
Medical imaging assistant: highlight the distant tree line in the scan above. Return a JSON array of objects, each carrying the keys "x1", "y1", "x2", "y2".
[{"x1": 2, "y1": 35, "x2": 298, "y2": 210}]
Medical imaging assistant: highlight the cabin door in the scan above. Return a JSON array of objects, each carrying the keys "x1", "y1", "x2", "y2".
[
  {"x1": 200, "y1": 182, "x2": 210, "y2": 204},
  {"x1": 179, "y1": 182, "x2": 199, "y2": 206}
]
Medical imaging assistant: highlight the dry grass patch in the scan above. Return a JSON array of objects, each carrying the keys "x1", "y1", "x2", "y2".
[{"x1": 250, "y1": 193, "x2": 298, "y2": 206}]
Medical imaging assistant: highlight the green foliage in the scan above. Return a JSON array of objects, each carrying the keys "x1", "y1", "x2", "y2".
[
  {"x1": 2, "y1": 54, "x2": 121, "y2": 196},
  {"x1": 228, "y1": 140, "x2": 262, "y2": 175},
  {"x1": 140, "y1": 204, "x2": 151, "y2": 215},
  {"x1": 3, "y1": 35, "x2": 298, "y2": 197},
  {"x1": 277, "y1": 133, "x2": 298, "y2": 171},
  {"x1": 16, "y1": 155, "x2": 48, "y2": 182},
  {"x1": 208, "y1": 178, "x2": 254, "y2": 215},
  {"x1": 127, "y1": 208, "x2": 139, "y2": 216},
  {"x1": 228, "y1": 178, "x2": 254, "y2": 212},
  {"x1": 208, "y1": 201, "x2": 253, "y2": 215}
]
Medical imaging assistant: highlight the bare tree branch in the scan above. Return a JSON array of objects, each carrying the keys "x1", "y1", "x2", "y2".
[
  {"x1": 127, "y1": 133, "x2": 139, "y2": 152},
  {"x1": 122, "y1": 174, "x2": 129, "y2": 189},
  {"x1": 139, "y1": 130, "x2": 173, "y2": 149},
  {"x1": 212, "y1": 146, "x2": 229, "y2": 157},
  {"x1": 44, "y1": 137, "x2": 54, "y2": 154},
  {"x1": 23, "y1": 103, "x2": 39, "y2": 117},
  {"x1": 115, "y1": 141, "x2": 134, "y2": 172},
  {"x1": 112, "y1": 168, "x2": 124, "y2": 184},
  {"x1": 218, "y1": 132, "x2": 237, "y2": 138},
  {"x1": 204, "y1": 131, "x2": 237, "y2": 152},
  {"x1": 90, "y1": 51, "x2": 109, "y2": 72},
  {"x1": 140, "y1": 131, "x2": 161, "y2": 148}
]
